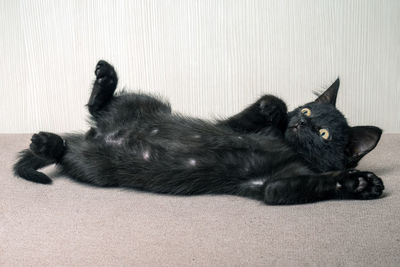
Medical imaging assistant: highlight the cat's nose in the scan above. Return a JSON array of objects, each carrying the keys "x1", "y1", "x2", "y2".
[{"x1": 299, "y1": 118, "x2": 306, "y2": 125}]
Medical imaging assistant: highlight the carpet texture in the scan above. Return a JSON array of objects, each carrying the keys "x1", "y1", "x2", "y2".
[{"x1": 1, "y1": 134, "x2": 399, "y2": 266}]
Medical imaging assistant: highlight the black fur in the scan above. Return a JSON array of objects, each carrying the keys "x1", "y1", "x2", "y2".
[{"x1": 13, "y1": 61, "x2": 384, "y2": 205}]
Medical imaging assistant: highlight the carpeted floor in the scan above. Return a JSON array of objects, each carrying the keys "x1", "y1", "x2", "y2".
[{"x1": 1, "y1": 134, "x2": 399, "y2": 266}]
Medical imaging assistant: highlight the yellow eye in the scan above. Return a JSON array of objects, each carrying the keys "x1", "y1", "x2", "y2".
[
  {"x1": 301, "y1": 108, "x2": 311, "y2": 117},
  {"x1": 319, "y1": 129, "x2": 330, "y2": 140}
]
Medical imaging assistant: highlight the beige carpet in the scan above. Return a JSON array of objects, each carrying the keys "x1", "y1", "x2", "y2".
[{"x1": 1, "y1": 134, "x2": 399, "y2": 266}]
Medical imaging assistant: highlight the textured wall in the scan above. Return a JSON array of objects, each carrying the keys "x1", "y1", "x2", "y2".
[{"x1": 1, "y1": 0, "x2": 399, "y2": 133}]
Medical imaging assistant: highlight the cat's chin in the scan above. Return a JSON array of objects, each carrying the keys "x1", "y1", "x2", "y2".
[
  {"x1": 285, "y1": 126, "x2": 299, "y2": 137},
  {"x1": 284, "y1": 128, "x2": 298, "y2": 144}
]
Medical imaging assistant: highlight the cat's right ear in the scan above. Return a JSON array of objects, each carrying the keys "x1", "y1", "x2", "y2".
[
  {"x1": 345, "y1": 126, "x2": 382, "y2": 168},
  {"x1": 315, "y1": 78, "x2": 340, "y2": 106}
]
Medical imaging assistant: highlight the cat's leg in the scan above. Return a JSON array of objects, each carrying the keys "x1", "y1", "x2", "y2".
[
  {"x1": 29, "y1": 132, "x2": 66, "y2": 162},
  {"x1": 87, "y1": 60, "x2": 172, "y2": 125},
  {"x1": 218, "y1": 95, "x2": 288, "y2": 134},
  {"x1": 87, "y1": 60, "x2": 118, "y2": 117},
  {"x1": 260, "y1": 170, "x2": 384, "y2": 205}
]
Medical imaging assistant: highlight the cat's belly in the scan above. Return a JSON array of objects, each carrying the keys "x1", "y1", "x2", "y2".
[
  {"x1": 94, "y1": 129, "x2": 291, "y2": 173},
  {"x1": 63, "y1": 128, "x2": 306, "y2": 191}
]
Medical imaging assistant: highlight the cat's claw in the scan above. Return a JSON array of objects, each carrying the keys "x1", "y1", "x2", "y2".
[{"x1": 339, "y1": 170, "x2": 384, "y2": 200}]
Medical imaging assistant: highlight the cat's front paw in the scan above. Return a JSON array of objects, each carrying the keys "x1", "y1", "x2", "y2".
[
  {"x1": 94, "y1": 60, "x2": 118, "y2": 86},
  {"x1": 257, "y1": 95, "x2": 287, "y2": 129},
  {"x1": 338, "y1": 170, "x2": 384, "y2": 200}
]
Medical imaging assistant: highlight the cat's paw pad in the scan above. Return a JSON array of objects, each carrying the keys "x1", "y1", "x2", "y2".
[
  {"x1": 30, "y1": 132, "x2": 65, "y2": 160},
  {"x1": 257, "y1": 95, "x2": 287, "y2": 126},
  {"x1": 94, "y1": 60, "x2": 117, "y2": 85},
  {"x1": 340, "y1": 170, "x2": 384, "y2": 200}
]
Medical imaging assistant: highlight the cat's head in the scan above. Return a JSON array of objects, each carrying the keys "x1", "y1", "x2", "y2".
[{"x1": 284, "y1": 79, "x2": 382, "y2": 172}]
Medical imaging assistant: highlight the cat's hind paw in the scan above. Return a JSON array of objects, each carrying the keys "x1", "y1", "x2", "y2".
[
  {"x1": 30, "y1": 132, "x2": 65, "y2": 161},
  {"x1": 94, "y1": 60, "x2": 117, "y2": 87}
]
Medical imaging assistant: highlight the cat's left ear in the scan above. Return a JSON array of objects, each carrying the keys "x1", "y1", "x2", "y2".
[
  {"x1": 315, "y1": 78, "x2": 340, "y2": 106},
  {"x1": 345, "y1": 126, "x2": 382, "y2": 167}
]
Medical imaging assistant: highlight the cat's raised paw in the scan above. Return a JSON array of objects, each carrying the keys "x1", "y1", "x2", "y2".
[
  {"x1": 257, "y1": 95, "x2": 287, "y2": 129},
  {"x1": 94, "y1": 60, "x2": 117, "y2": 85},
  {"x1": 339, "y1": 170, "x2": 384, "y2": 200}
]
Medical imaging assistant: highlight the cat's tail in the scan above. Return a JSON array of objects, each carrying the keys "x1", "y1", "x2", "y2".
[{"x1": 13, "y1": 149, "x2": 54, "y2": 184}]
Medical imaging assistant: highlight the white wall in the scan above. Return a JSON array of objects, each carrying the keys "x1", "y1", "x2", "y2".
[{"x1": 1, "y1": 0, "x2": 399, "y2": 133}]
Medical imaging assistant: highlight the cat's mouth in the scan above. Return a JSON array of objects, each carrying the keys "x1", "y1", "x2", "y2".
[
  {"x1": 286, "y1": 122, "x2": 309, "y2": 140},
  {"x1": 288, "y1": 123, "x2": 303, "y2": 132}
]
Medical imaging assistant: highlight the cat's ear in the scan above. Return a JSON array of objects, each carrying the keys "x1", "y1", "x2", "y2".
[
  {"x1": 315, "y1": 78, "x2": 340, "y2": 106},
  {"x1": 345, "y1": 126, "x2": 382, "y2": 167}
]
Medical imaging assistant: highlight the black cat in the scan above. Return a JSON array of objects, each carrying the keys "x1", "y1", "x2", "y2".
[{"x1": 14, "y1": 60, "x2": 384, "y2": 205}]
